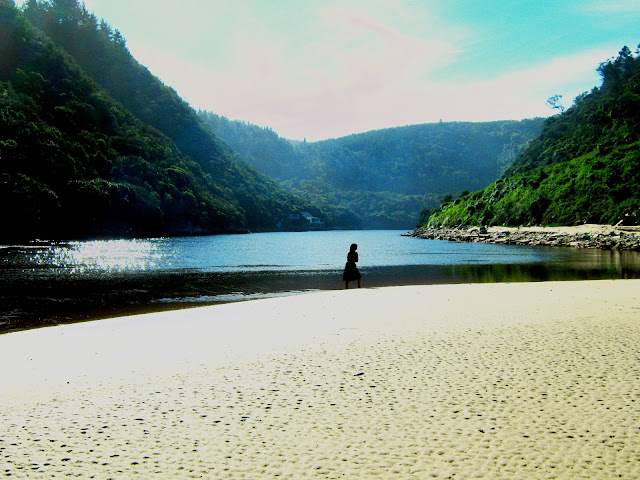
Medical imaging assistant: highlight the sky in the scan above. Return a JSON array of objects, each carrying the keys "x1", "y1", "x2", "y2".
[{"x1": 16, "y1": 0, "x2": 640, "y2": 140}]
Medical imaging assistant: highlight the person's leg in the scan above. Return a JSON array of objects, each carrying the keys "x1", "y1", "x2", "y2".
[
  {"x1": 357, "y1": 279, "x2": 361, "y2": 288},
  {"x1": 345, "y1": 281, "x2": 349, "y2": 289}
]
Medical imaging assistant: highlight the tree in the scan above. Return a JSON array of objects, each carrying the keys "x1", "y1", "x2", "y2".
[
  {"x1": 546, "y1": 94, "x2": 565, "y2": 114},
  {"x1": 597, "y1": 46, "x2": 636, "y2": 86}
]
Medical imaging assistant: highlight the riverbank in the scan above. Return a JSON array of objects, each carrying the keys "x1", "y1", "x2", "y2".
[
  {"x1": 1, "y1": 280, "x2": 639, "y2": 478},
  {"x1": 5, "y1": 259, "x2": 640, "y2": 335},
  {"x1": 409, "y1": 224, "x2": 640, "y2": 250}
]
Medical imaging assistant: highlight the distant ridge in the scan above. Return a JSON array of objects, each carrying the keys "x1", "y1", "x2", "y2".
[{"x1": 201, "y1": 112, "x2": 543, "y2": 229}]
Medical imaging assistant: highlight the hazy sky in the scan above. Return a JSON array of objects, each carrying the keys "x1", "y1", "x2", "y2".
[{"x1": 17, "y1": 0, "x2": 640, "y2": 140}]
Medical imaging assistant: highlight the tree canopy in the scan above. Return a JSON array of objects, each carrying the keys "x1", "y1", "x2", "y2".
[
  {"x1": 201, "y1": 112, "x2": 543, "y2": 229},
  {"x1": 0, "y1": 0, "x2": 318, "y2": 240},
  {"x1": 426, "y1": 46, "x2": 640, "y2": 227}
]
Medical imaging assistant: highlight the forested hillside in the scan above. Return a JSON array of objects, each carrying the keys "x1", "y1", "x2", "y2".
[
  {"x1": 0, "y1": 0, "x2": 318, "y2": 240},
  {"x1": 199, "y1": 113, "x2": 308, "y2": 182},
  {"x1": 426, "y1": 46, "x2": 640, "y2": 227},
  {"x1": 201, "y1": 113, "x2": 543, "y2": 229}
]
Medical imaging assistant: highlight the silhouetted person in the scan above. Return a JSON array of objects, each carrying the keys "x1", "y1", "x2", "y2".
[{"x1": 342, "y1": 243, "x2": 361, "y2": 289}]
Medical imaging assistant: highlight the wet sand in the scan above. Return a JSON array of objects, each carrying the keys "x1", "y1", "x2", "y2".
[
  {"x1": 1, "y1": 280, "x2": 639, "y2": 478},
  {"x1": 4, "y1": 259, "x2": 640, "y2": 334}
]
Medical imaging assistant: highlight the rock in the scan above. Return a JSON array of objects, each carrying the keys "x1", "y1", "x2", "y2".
[{"x1": 409, "y1": 225, "x2": 640, "y2": 251}]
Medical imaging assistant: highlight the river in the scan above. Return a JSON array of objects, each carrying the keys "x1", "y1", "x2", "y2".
[{"x1": 2, "y1": 230, "x2": 640, "y2": 332}]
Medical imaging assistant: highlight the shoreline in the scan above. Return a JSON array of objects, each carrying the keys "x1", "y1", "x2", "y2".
[
  {"x1": 409, "y1": 224, "x2": 640, "y2": 250},
  {"x1": 4, "y1": 260, "x2": 640, "y2": 335},
  {"x1": 1, "y1": 280, "x2": 639, "y2": 478}
]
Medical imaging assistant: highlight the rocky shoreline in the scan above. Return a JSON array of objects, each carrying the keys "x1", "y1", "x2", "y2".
[{"x1": 407, "y1": 224, "x2": 640, "y2": 250}]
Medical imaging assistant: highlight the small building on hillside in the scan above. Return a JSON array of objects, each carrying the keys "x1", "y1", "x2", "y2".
[
  {"x1": 283, "y1": 211, "x2": 324, "y2": 230},
  {"x1": 301, "y1": 212, "x2": 322, "y2": 225}
]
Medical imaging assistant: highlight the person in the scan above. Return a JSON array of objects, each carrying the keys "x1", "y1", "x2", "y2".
[{"x1": 342, "y1": 243, "x2": 361, "y2": 289}]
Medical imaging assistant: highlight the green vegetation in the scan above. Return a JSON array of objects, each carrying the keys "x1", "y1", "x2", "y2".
[
  {"x1": 0, "y1": 0, "x2": 317, "y2": 240},
  {"x1": 281, "y1": 179, "x2": 431, "y2": 230},
  {"x1": 199, "y1": 112, "x2": 308, "y2": 182},
  {"x1": 201, "y1": 112, "x2": 543, "y2": 229},
  {"x1": 10, "y1": 0, "x2": 615, "y2": 237},
  {"x1": 427, "y1": 46, "x2": 640, "y2": 228}
]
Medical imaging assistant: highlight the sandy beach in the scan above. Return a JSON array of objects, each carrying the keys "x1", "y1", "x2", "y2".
[{"x1": 1, "y1": 280, "x2": 639, "y2": 479}]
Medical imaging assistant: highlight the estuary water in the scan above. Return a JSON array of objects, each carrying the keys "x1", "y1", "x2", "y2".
[
  {"x1": 2, "y1": 230, "x2": 640, "y2": 332},
  {"x1": 1, "y1": 229, "x2": 587, "y2": 274}
]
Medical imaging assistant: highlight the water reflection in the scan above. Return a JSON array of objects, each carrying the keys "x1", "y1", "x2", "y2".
[
  {"x1": 446, "y1": 261, "x2": 640, "y2": 283},
  {"x1": 3, "y1": 232, "x2": 640, "y2": 278},
  {"x1": 361, "y1": 258, "x2": 640, "y2": 287},
  {"x1": 2, "y1": 239, "x2": 170, "y2": 274},
  {"x1": 5, "y1": 231, "x2": 640, "y2": 275},
  {"x1": 3, "y1": 232, "x2": 640, "y2": 279},
  {"x1": 2, "y1": 231, "x2": 640, "y2": 333},
  {"x1": 66, "y1": 239, "x2": 170, "y2": 272}
]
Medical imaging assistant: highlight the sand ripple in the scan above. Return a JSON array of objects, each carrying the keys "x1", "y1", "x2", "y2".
[{"x1": 1, "y1": 280, "x2": 639, "y2": 479}]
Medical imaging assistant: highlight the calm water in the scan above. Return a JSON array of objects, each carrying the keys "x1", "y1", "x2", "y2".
[
  {"x1": 2, "y1": 230, "x2": 640, "y2": 331},
  {"x1": 2, "y1": 229, "x2": 632, "y2": 273}
]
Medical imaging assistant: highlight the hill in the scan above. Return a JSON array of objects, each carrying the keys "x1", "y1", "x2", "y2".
[
  {"x1": 0, "y1": 0, "x2": 318, "y2": 240},
  {"x1": 425, "y1": 46, "x2": 640, "y2": 228},
  {"x1": 200, "y1": 113, "x2": 544, "y2": 229}
]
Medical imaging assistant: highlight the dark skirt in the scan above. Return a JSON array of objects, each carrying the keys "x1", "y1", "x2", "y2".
[{"x1": 342, "y1": 262, "x2": 361, "y2": 281}]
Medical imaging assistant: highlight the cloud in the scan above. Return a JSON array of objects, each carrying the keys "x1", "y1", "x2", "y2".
[
  {"x1": 463, "y1": 48, "x2": 608, "y2": 113},
  {"x1": 281, "y1": 47, "x2": 609, "y2": 139},
  {"x1": 318, "y1": 5, "x2": 461, "y2": 88},
  {"x1": 140, "y1": 44, "x2": 606, "y2": 141},
  {"x1": 133, "y1": 0, "x2": 466, "y2": 139},
  {"x1": 15, "y1": 0, "x2": 624, "y2": 140},
  {"x1": 396, "y1": 50, "x2": 609, "y2": 121}
]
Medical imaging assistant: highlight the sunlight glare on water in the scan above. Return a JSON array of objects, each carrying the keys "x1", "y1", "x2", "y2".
[
  {"x1": 5, "y1": 230, "x2": 638, "y2": 276},
  {"x1": 26, "y1": 239, "x2": 169, "y2": 273}
]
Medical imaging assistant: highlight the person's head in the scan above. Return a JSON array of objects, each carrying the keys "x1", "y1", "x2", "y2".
[{"x1": 350, "y1": 243, "x2": 358, "y2": 252}]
